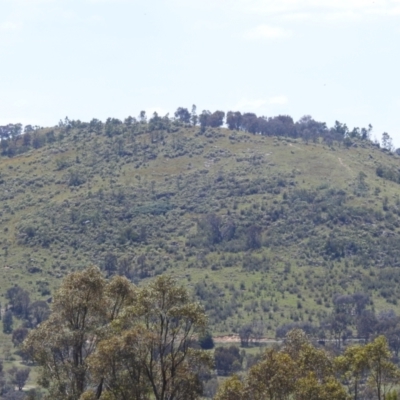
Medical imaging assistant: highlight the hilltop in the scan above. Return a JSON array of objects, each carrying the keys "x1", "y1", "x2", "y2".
[{"x1": 1, "y1": 112, "x2": 400, "y2": 337}]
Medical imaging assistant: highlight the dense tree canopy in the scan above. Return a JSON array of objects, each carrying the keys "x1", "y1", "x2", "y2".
[{"x1": 23, "y1": 267, "x2": 211, "y2": 400}]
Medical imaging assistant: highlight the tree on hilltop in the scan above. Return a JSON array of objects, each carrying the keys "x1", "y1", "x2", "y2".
[{"x1": 174, "y1": 107, "x2": 191, "y2": 124}]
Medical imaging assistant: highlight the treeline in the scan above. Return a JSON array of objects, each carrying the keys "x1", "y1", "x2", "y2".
[{"x1": 1, "y1": 106, "x2": 394, "y2": 159}]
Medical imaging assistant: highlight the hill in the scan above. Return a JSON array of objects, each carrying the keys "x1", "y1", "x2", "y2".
[{"x1": 1, "y1": 114, "x2": 400, "y2": 337}]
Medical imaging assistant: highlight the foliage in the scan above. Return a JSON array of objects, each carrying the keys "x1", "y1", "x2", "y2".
[
  {"x1": 335, "y1": 336, "x2": 400, "y2": 400},
  {"x1": 23, "y1": 267, "x2": 211, "y2": 400},
  {"x1": 214, "y1": 375, "x2": 245, "y2": 400},
  {"x1": 198, "y1": 331, "x2": 214, "y2": 350},
  {"x1": 3, "y1": 311, "x2": 13, "y2": 334},
  {"x1": 7, "y1": 367, "x2": 30, "y2": 391},
  {"x1": 214, "y1": 346, "x2": 243, "y2": 376},
  {"x1": 215, "y1": 329, "x2": 348, "y2": 400},
  {"x1": 215, "y1": 330, "x2": 400, "y2": 400}
]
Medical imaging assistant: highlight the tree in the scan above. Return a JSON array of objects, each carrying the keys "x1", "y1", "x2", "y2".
[
  {"x1": 89, "y1": 118, "x2": 103, "y2": 134},
  {"x1": 383, "y1": 320, "x2": 400, "y2": 357},
  {"x1": 139, "y1": 111, "x2": 147, "y2": 123},
  {"x1": 282, "y1": 328, "x2": 310, "y2": 360},
  {"x1": 191, "y1": 105, "x2": 198, "y2": 126},
  {"x1": 103, "y1": 252, "x2": 118, "y2": 275},
  {"x1": 12, "y1": 328, "x2": 29, "y2": 347},
  {"x1": 214, "y1": 375, "x2": 245, "y2": 400},
  {"x1": 174, "y1": 107, "x2": 191, "y2": 124},
  {"x1": 382, "y1": 132, "x2": 394, "y2": 151},
  {"x1": 133, "y1": 275, "x2": 210, "y2": 399},
  {"x1": 198, "y1": 331, "x2": 214, "y2": 350},
  {"x1": 352, "y1": 292, "x2": 370, "y2": 316},
  {"x1": 332, "y1": 121, "x2": 349, "y2": 139},
  {"x1": 324, "y1": 312, "x2": 351, "y2": 348},
  {"x1": 356, "y1": 310, "x2": 377, "y2": 342},
  {"x1": 3, "y1": 311, "x2": 13, "y2": 334},
  {"x1": 246, "y1": 225, "x2": 262, "y2": 250},
  {"x1": 28, "y1": 300, "x2": 50, "y2": 328},
  {"x1": 197, "y1": 214, "x2": 222, "y2": 245},
  {"x1": 25, "y1": 268, "x2": 211, "y2": 400},
  {"x1": 336, "y1": 336, "x2": 400, "y2": 400},
  {"x1": 148, "y1": 112, "x2": 171, "y2": 133},
  {"x1": 214, "y1": 346, "x2": 243, "y2": 376},
  {"x1": 85, "y1": 328, "x2": 151, "y2": 400},
  {"x1": 87, "y1": 275, "x2": 211, "y2": 400},
  {"x1": 241, "y1": 113, "x2": 259, "y2": 133},
  {"x1": 23, "y1": 267, "x2": 134, "y2": 399},
  {"x1": 335, "y1": 344, "x2": 368, "y2": 400},
  {"x1": 296, "y1": 115, "x2": 327, "y2": 142},
  {"x1": 196, "y1": 109, "x2": 225, "y2": 130},
  {"x1": 8, "y1": 367, "x2": 30, "y2": 391},
  {"x1": 268, "y1": 115, "x2": 295, "y2": 137},
  {"x1": 199, "y1": 110, "x2": 211, "y2": 132},
  {"x1": 226, "y1": 111, "x2": 242, "y2": 130},
  {"x1": 238, "y1": 324, "x2": 253, "y2": 347},
  {"x1": 361, "y1": 124, "x2": 373, "y2": 140},
  {"x1": 295, "y1": 374, "x2": 348, "y2": 400},
  {"x1": 24, "y1": 124, "x2": 34, "y2": 134},
  {"x1": 237, "y1": 329, "x2": 346, "y2": 400},
  {"x1": 364, "y1": 336, "x2": 400, "y2": 400},
  {"x1": 208, "y1": 111, "x2": 225, "y2": 128},
  {"x1": 23, "y1": 132, "x2": 32, "y2": 146},
  {"x1": 6, "y1": 286, "x2": 30, "y2": 319},
  {"x1": 247, "y1": 349, "x2": 296, "y2": 399}
]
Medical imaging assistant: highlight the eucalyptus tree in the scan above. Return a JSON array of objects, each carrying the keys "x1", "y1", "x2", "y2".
[
  {"x1": 86, "y1": 275, "x2": 211, "y2": 400},
  {"x1": 24, "y1": 268, "x2": 211, "y2": 400},
  {"x1": 23, "y1": 267, "x2": 136, "y2": 400}
]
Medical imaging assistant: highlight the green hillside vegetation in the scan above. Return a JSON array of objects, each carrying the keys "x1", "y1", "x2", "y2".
[{"x1": 0, "y1": 109, "x2": 400, "y2": 342}]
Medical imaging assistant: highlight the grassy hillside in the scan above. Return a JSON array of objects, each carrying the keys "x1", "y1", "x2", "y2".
[{"x1": 1, "y1": 120, "x2": 400, "y2": 337}]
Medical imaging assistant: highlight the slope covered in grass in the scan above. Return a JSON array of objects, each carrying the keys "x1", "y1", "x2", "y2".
[{"x1": 1, "y1": 118, "x2": 400, "y2": 336}]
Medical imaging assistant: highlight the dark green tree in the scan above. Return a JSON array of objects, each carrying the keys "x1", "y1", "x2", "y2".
[
  {"x1": 191, "y1": 104, "x2": 198, "y2": 126},
  {"x1": 214, "y1": 346, "x2": 243, "y2": 376},
  {"x1": 6, "y1": 286, "x2": 30, "y2": 319},
  {"x1": 199, "y1": 331, "x2": 214, "y2": 350},
  {"x1": 3, "y1": 311, "x2": 13, "y2": 334},
  {"x1": 174, "y1": 107, "x2": 191, "y2": 124},
  {"x1": 8, "y1": 367, "x2": 30, "y2": 391}
]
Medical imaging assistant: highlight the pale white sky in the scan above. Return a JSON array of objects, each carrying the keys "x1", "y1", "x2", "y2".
[{"x1": 1, "y1": 0, "x2": 400, "y2": 145}]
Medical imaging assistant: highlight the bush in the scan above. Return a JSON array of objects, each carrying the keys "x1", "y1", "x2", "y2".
[{"x1": 198, "y1": 331, "x2": 214, "y2": 350}]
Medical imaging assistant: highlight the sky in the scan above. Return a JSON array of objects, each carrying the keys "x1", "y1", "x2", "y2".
[{"x1": 1, "y1": 0, "x2": 400, "y2": 145}]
